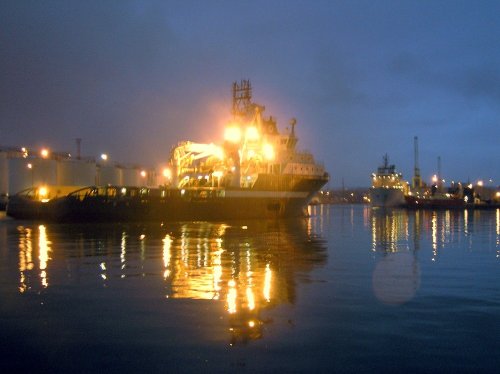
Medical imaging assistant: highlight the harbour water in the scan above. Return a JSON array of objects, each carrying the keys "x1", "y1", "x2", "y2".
[{"x1": 0, "y1": 206, "x2": 498, "y2": 372}]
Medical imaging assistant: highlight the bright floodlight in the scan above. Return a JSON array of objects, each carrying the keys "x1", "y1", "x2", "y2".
[
  {"x1": 263, "y1": 144, "x2": 274, "y2": 160},
  {"x1": 140, "y1": 170, "x2": 147, "y2": 178},
  {"x1": 39, "y1": 187, "x2": 48, "y2": 197},
  {"x1": 40, "y1": 149, "x2": 49, "y2": 158},
  {"x1": 163, "y1": 168, "x2": 172, "y2": 179},
  {"x1": 246, "y1": 126, "x2": 259, "y2": 141},
  {"x1": 224, "y1": 126, "x2": 241, "y2": 143},
  {"x1": 101, "y1": 153, "x2": 108, "y2": 161}
]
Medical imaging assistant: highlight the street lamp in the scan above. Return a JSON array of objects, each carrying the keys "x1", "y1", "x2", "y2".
[{"x1": 27, "y1": 163, "x2": 34, "y2": 186}]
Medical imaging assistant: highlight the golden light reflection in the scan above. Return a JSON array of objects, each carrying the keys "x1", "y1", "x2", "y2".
[
  {"x1": 263, "y1": 263, "x2": 272, "y2": 302},
  {"x1": 153, "y1": 220, "x2": 326, "y2": 344},
  {"x1": 227, "y1": 279, "x2": 237, "y2": 314},
  {"x1": 431, "y1": 212, "x2": 438, "y2": 260},
  {"x1": 246, "y1": 287, "x2": 255, "y2": 311},
  {"x1": 13, "y1": 220, "x2": 326, "y2": 344},
  {"x1": 121, "y1": 231, "x2": 127, "y2": 272},
  {"x1": 18, "y1": 226, "x2": 33, "y2": 293},
  {"x1": 212, "y1": 241, "x2": 223, "y2": 297},
  {"x1": 496, "y1": 209, "x2": 499, "y2": 255},
  {"x1": 38, "y1": 225, "x2": 51, "y2": 288},
  {"x1": 163, "y1": 234, "x2": 172, "y2": 279},
  {"x1": 370, "y1": 209, "x2": 410, "y2": 253}
]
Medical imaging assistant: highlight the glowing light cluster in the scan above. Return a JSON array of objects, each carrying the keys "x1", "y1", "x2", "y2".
[
  {"x1": 224, "y1": 126, "x2": 241, "y2": 143},
  {"x1": 262, "y1": 144, "x2": 274, "y2": 160},
  {"x1": 246, "y1": 126, "x2": 259, "y2": 141}
]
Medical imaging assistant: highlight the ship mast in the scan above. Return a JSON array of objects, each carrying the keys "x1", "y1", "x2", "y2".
[
  {"x1": 437, "y1": 155, "x2": 442, "y2": 190},
  {"x1": 412, "y1": 136, "x2": 422, "y2": 189},
  {"x1": 232, "y1": 80, "x2": 252, "y2": 119}
]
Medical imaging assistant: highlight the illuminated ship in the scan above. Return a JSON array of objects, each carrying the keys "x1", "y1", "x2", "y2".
[
  {"x1": 369, "y1": 155, "x2": 408, "y2": 208},
  {"x1": 7, "y1": 81, "x2": 329, "y2": 222}
]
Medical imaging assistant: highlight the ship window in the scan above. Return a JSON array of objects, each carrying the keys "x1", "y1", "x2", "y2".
[{"x1": 107, "y1": 188, "x2": 117, "y2": 197}]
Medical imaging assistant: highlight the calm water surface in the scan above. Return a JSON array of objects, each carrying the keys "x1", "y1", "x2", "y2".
[{"x1": 0, "y1": 206, "x2": 499, "y2": 373}]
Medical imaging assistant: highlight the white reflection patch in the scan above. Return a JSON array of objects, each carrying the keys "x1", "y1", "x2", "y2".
[{"x1": 372, "y1": 253, "x2": 420, "y2": 305}]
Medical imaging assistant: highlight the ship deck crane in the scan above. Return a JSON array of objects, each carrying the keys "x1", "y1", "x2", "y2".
[{"x1": 412, "y1": 136, "x2": 422, "y2": 189}]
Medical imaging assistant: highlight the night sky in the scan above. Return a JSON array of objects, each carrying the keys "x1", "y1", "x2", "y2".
[{"x1": 1, "y1": 0, "x2": 499, "y2": 187}]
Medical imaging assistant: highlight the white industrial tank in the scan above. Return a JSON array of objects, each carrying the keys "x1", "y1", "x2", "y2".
[
  {"x1": 57, "y1": 159, "x2": 96, "y2": 186},
  {"x1": 97, "y1": 165, "x2": 122, "y2": 186},
  {"x1": 8, "y1": 158, "x2": 57, "y2": 194}
]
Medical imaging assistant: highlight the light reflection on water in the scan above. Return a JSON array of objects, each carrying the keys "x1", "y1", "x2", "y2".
[
  {"x1": 9, "y1": 216, "x2": 328, "y2": 345},
  {"x1": 368, "y1": 207, "x2": 500, "y2": 304},
  {"x1": 0, "y1": 207, "x2": 498, "y2": 371},
  {"x1": 369, "y1": 207, "x2": 500, "y2": 255},
  {"x1": 7, "y1": 207, "x2": 500, "y2": 310}
]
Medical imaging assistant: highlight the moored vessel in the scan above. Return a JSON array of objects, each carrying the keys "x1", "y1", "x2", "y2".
[
  {"x1": 369, "y1": 155, "x2": 408, "y2": 208},
  {"x1": 7, "y1": 81, "x2": 329, "y2": 222}
]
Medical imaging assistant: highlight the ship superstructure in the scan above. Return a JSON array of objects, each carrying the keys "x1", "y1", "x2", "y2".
[
  {"x1": 171, "y1": 80, "x2": 326, "y2": 194},
  {"x1": 369, "y1": 154, "x2": 408, "y2": 207}
]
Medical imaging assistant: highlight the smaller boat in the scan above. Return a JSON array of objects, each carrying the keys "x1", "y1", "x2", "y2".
[
  {"x1": 369, "y1": 155, "x2": 408, "y2": 208},
  {"x1": 6, "y1": 185, "x2": 85, "y2": 220},
  {"x1": 405, "y1": 183, "x2": 466, "y2": 209},
  {"x1": 404, "y1": 193, "x2": 465, "y2": 209}
]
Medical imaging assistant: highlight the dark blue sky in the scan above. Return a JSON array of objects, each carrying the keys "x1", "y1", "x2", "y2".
[{"x1": 1, "y1": 0, "x2": 499, "y2": 187}]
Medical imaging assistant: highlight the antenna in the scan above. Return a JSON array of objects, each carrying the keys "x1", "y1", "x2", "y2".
[{"x1": 76, "y1": 138, "x2": 82, "y2": 160}]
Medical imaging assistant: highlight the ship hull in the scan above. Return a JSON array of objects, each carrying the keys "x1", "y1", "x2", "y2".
[
  {"x1": 7, "y1": 180, "x2": 327, "y2": 222},
  {"x1": 8, "y1": 193, "x2": 309, "y2": 222},
  {"x1": 369, "y1": 187, "x2": 405, "y2": 208},
  {"x1": 404, "y1": 195, "x2": 465, "y2": 209}
]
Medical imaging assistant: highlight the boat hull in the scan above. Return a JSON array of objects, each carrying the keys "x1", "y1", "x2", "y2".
[
  {"x1": 369, "y1": 187, "x2": 405, "y2": 208},
  {"x1": 6, "y1": 184, "x2": 326, "y2": 223},
  {"x1": 404, "y1": 195, "x2": 465, "y2": 209}
]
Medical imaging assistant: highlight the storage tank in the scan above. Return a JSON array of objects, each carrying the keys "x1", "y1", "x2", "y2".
[
  {"x1": 0, "y1": 152, "x2": 8, "y2": 196},
  {"x1": 122, "y1": 167, "x2": 140, "y2": 186},
  {"x1": 57, "y1": 159, "x2": 96, "y2": 186},
  {"x1": 8, "y1": 158, "x2": 57, "y2": 194},
  {"x1": 146, "y1": 169, "x2": 158, "y2": 187},
  {"x1": 97, "y1": 165, "x2": 122, "y2": 185}
]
